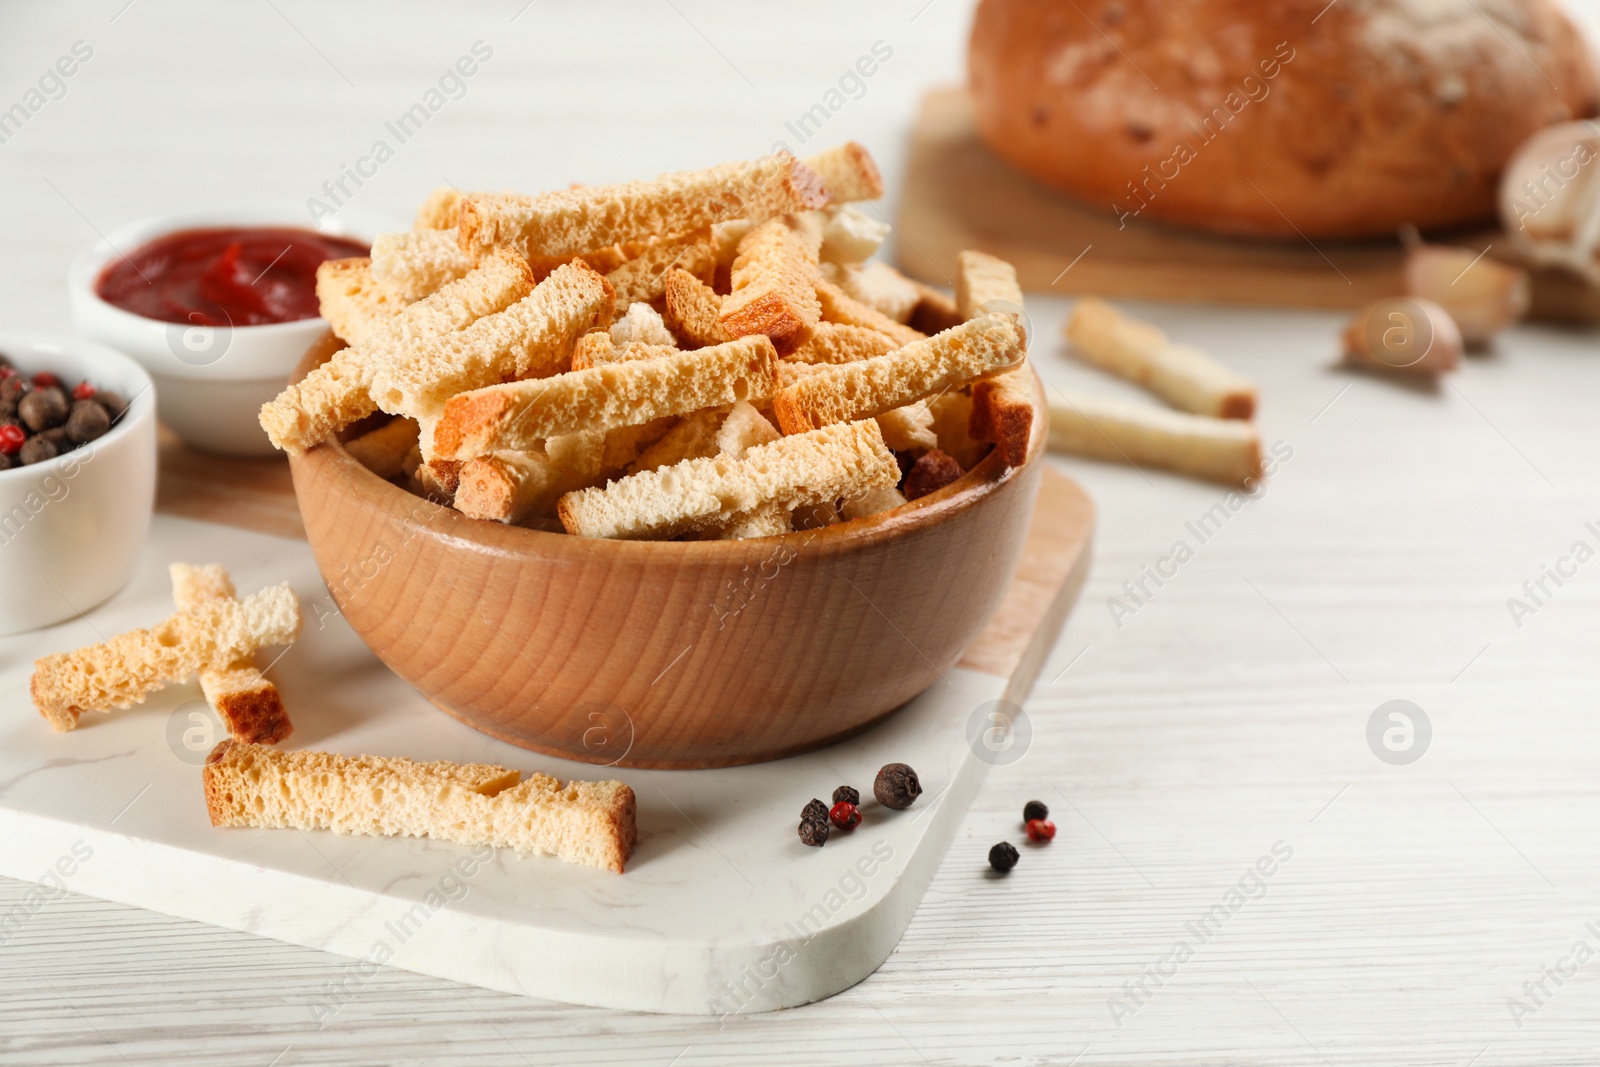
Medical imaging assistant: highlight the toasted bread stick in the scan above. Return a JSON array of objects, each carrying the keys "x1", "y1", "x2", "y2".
[
  {"x1": 263, "y1": 250, "x2": 536, "y2": 454},
  {"x1": 605, "y1": 229, "x2": 717, "y2": 307},
  {"x1": 344, "y1": 417, "x2": 422, "y2": 478},
  {"x1": 804, "y1": 142, "x2": 885, "y2": 202},
  {"x1": 414, "y1": 186, "x2": 464, "y2": 230},
  {"x1": 203, "y1": 740, "x2": 636, "y2": 873},
  {"x1": 558, "y1": 420, "x2": 898, "y2": 540},
  {"x1": 815, "y1": 279, "x2": 924, "y2": 348},
  {"x1": 458, "y1": 151, "x2": 829, "y2": 260},
  {"x1": 825, "y1": 261, "x2": 919, "y2": 322},
  {"x1": 970, "y1": 370, "x2": 1038, "y2": 466},
  {"x1": 369, "y1": 259, "x2": 616, "y2": 427},
  {"x1": 1047, "y1": 390, "x2": 1262, "y2": 486},
  {"x1": 772, "y1": 314, "x2": 1024, "y2": 434},
  {"x1": 787, "y1": 322, "x2": 899, "y2": 365},
  {"x1": 370, "y1": 229, "x2": 478, "y2": 301},
  {"x1": 31, "y1": 584, "x2": 301, "y2": 732},
  {"x1": 170, "y1": 564, "x2": 293, "y2": 746},
  {"x1": 720, "y1": 216, "x2": 823, "y2": 355},
  {"x1": 1065, "y1": 298, "x2": 1258, "y2": 420},
  {"x1": 663, "y1": 268, "x2": 734, "y2": 348},
  {"x1": 315, "y1": 258, "x2": 408, "y2": 347},
  {"x1": 433, "y1": 335, "x2": 778, "y2": 460}
]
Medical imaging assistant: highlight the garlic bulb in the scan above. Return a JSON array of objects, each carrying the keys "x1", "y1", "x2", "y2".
[{"x1": 1499, "y1": 121, "x2": 1600, "y2": 286}]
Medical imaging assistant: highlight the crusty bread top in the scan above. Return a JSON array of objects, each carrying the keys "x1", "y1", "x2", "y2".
[
  {"x1": 457, "y1": 151, "x2": 830, "y2": 260},
  {"x1": 432, "y1": 335, "x2": 779, "y2": 460}
]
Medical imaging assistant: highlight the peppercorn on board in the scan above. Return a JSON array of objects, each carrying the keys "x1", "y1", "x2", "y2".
[{"x1": 0, "y1": 472, "x2": 1089, "y2": 1013}]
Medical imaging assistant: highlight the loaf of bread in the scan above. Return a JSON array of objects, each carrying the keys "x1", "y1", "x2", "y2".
[
  {"x1": 969, "y1": 0, "x2": 1599, "y2": 237},
  {"x1": 203, "y1": 740, "x2": 636, "y2": 873}
]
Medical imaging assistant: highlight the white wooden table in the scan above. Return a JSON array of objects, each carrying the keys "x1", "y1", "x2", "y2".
[{"x1": 4, "y1": 2, "x2": 1600, "y2": 1063}]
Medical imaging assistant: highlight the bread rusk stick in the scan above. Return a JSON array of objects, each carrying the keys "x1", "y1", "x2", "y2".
[
  {"x1": 609, "y1": 301, "x2": 677, "y2": 347},
  {"x1": 720, "y1": 216, "x2": 823, "y2": 355},
  {"x1": 715, "y1": 505, "x2": 793, "y2": 540},
  {"x1": 454, "y1": 445, "x2": 604, "y2": 524},
  {"x1": 814, "y1": 278, "x2": 925, "y2": 347},
  {"x1": 369, "y1": 259, "x2": 616, "y2": 426},
  {"x1": 202, "y1": 740, "x2": 637, "y2": 873},
  {"x1": 928, "y1": 391, "x2": 987, "y2": 470},
  {"x1": 570, "y1": 333, "x2": 679, "y2": 371},
  {"x1": 31, "y1": 584, "x2": 302, "y2": 732},
  {"x1": 627, "y1": 408, "x2": 726, "y2": 473},
  {"x1": 715, "y1": 400, "x2": 780, "y2": 458},
  {"x1": 662, "y1": 268, "x2": 734, "y2": 348},
  {"x1": 314, "y1": 258, "x2": 408, "y2": 347},
  {"x1": 414, "y1": 186, "x2": 464, "y2": 230},
  {"x1": 170, "y1": 564, "x2": 293, "y2": 746},
  {"x1": 825, "y1": 261, "x2": 919, "y2": 322},
  {"x1": 370, "y1": 229, "x2": 478, "y2": 301},
  {"x1": 1065, "y1": 298, "x2": 1258, "y2": 420},
  {"x1": 457, "y1": 151, "x2": 829, "y2": 260},
  {"x1": 970, "y1": 371, "x2": 1038, "y2": 466},
  {"x1": 839, "y1": 483, "x2": 908, "y2": 521},
  {"x1": 1047, "y1": 390, "x2": 1263, "y2": 486},
  {"x1": 787, "y1": 322, "x2": 899, "y2": 365},
  {"x1": 772, "y1": 314, "x2": 1025, "y2": 435},
  {"x1": 803, "y1": 141, "x2": 885, "y2": 202},
  {"x1": 605, "y1": 228, "x2": 717, "y2": 307},
  {"x1": 344, "y1": 417, "x2": 422, "y2": 478},
  {"x1": 559, "y1": 419, "x2": 899, "y2": 540},
  {"x1": 433, "y1": 335, "x2": 778, "y2": 460},
  {"x1": 953, "y1": 251, "x2": 1036, "y2": 467},
  {"x1": 262, "y1": 250, "x2": 537, "y2": 454},
  {"x1": 876, "y1": 400, "x2": 938, "y2": 451},
  {"x1": 955, "y1": 249, "x2": 1025, "y2": 319}
]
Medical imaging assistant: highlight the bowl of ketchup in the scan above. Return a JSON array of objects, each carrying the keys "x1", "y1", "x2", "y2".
[{"x1": 68, "y1": 208, "x2": 389, "y2": 456}]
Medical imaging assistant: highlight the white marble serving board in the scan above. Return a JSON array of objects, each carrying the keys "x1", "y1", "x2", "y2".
[{"x1": 0, "y1": 515, "x2": 1018, "y2": 1016}]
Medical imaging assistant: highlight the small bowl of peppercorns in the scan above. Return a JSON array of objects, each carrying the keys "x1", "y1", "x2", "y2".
[{"x1": 0, "y1": 333, "x2": 156, "y2": 636}]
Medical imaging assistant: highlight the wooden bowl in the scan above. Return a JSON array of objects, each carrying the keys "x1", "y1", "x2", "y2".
[{"x1": 287, "y1": 332, "x2": 1049, "y2": 769}]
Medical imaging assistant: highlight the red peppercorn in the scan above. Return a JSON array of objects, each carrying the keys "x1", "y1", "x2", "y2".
[
  {"x1": 0, "y1": 367, "x2": 12, "y2": 379},
  {"x1": 829, "y1": 801, "x2": 861, "y2": 831},
  {"x1": 32, "y1": 372, "x2": 60, "y2": 388},
  {"x1": 1025, "y1": 818, "x2": 1056, "y2": 843},
  {"x1": 0, "y1": 424, "x2": 26, "y2": 454},
  {"x1": 72, "y1": 381, "x2": 96, "y2": 400}
]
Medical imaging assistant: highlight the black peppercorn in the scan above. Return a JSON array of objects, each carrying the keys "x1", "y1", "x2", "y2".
[
  {"x1": 93, "y1": 390, "x2": 128, "y2": 423},
  {"x1": 801, "y1": 797, "x2": 828, "y2": 824},
  {"x1": 66, "y1": 399, "x2": 110, "y2": 444},
  {"x1": 19, "y1": 388, "x2": 68, "y2": 432},
  {"x1": 1023, "y1": 800, "x2": 1048, "y2": 824},
  {"x1": 832, "y1": 785, "x2": 859, "y2": 807},
  {"x1": 988, "y1": 841, "x2": 1019, "y2": 874},
  {"x1": 0, "y1": 377, "x2": 29, "y2": 403},
  {"x1": 874, "y1": 763, "x2": 921, "y2": 810},
  {"x1": 19, "y1": 436, "x2": 58, "y2": 465},
  {"x1": 798, "y1": 818, "x2": 829, "y2": 847}
]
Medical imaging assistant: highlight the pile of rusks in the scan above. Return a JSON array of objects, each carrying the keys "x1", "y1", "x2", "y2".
[{"x1": 259, "y1": 142, "x2": 1035, "y2": 540}]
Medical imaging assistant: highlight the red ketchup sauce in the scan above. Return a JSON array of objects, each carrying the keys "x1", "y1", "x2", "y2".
[{"x1": 96, "y1": 227, "x2": 369, "y2": 327}]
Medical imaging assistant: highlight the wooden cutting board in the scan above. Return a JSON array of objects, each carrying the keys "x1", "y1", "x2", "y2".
[{"x1": 895, "y1": 87, "x2": 1600, "y2": 323}]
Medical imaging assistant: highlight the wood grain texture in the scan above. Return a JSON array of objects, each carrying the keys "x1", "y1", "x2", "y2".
[
  {"x1": 155, "y1": 425, "x2": 302, "y2": 539},
  {"x1": 895, "y1": 88, "x2": 1600, "y2": 323},
  {"x1": 285, "y1": 335, "x2": 1066, "y2": 768}
]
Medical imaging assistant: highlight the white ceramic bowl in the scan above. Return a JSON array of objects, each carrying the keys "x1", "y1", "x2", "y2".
[
  {"x1": 66, "y1": 206, "x2": 390, "y2": 457},
  {"x1": 0, "y1": 333, "x2": 157, "y2": 636}
]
